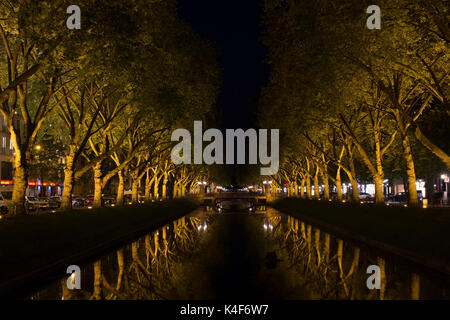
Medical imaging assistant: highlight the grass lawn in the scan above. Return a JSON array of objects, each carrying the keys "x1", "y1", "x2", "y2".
[
  {"x1": 272, "y1": 198, "x2": 450, "y2": 273},
  {"x1": 0, "y1": 199, "x2": 198, "y2": 295}
]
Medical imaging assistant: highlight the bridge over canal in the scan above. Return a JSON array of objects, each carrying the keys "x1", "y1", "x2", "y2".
[{"x1": 199, "y1": 192, "x2": 267, "y2": 212}]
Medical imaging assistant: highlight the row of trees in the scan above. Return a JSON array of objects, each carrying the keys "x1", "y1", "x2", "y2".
[
  {"x1": 0, "y1": 0, "x2": 220, "y2": 214},
  {"x1": 259, "y1": 0, "x2": 449, "y2": 206}
]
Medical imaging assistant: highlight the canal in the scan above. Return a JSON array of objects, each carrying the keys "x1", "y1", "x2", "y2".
[{"x1": 28, "y1": 206, "x2": 450, "y2": 300}]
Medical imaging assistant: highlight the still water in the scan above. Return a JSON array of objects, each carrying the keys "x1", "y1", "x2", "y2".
[{"x1": 29, "y1": 207, "x2": 450, "y2": 300}]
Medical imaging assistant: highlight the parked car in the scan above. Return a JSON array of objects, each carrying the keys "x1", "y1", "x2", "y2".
[
  {"x1": 123, "y1": 194, "x2": 132, "y2": 204},
  {"x1": 0, "y1": 191, "x2": 12, "y2": 215},
  {"x1": 84, "y1": 195, "x2": 94, "y2": 207},
  {"x1": 25, "y1": 196, "x2": 50, "y2": 211},
  {"x1": 102, "y1": 194, "x2": 117, "y2": 207},
  {"x1": 387, "y1": 191, "x2": 423, "y2": 204},
  {"x1": 43, "y1": 196, "x2": 61, "y2": 209},
  {"x1": 358, "y1": 192, "x2": 373, "y2": 200},
  {"x1": 71, "y1": 196, "x2": 85, "y2": 208}
]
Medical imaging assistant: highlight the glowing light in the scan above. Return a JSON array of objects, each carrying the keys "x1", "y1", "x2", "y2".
[
  {"x1": 88, "y1": 206, "x2": 93, "y2": 209},
  {"x1": 263, "y1": 224, "x2": 268, "y2": 230},
  {"x1": 35, "y1": 145, "x2": 41, "y2": 151}
]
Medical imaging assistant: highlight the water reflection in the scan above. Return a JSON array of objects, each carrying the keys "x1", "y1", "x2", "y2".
[
  {"x1": 265, "y1": 210, "x2": 450, "y2": 300},
  {"x1": 30, "y1": 213, "x2": 207, "y2": 300},
  {"x1": 29, "y1": 208, "x2": 449, "y2": 300}
]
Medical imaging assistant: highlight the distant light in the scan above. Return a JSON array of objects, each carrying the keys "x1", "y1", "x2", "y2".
[
  {"x1": 35, "y1": 145, "x2": 42, "y2": 151},
  {"x1": 263, "y1": 224, "x2": 267, "y2": 230},
  {"x1": 404, "y1": 204, "x2": 408, "y2": 207},
  {"x1": 88, "y1": 206, "x2": 93, "y2": 209}
]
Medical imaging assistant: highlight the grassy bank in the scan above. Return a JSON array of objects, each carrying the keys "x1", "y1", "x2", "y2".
[
  {"x1": 272, "y1": 198, "x2": 450, "y2": 273},
  {"x1": 0, "y1": 199, "x2": 198, "y2": 295}
]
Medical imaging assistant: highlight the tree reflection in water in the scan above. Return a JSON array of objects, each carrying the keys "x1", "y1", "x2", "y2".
[
  {"x1": 265, "y1": 209, "x2": 448, "y2": 300},
  {"x1": 30, "y1": 215, "x2": 204, "y2": 300},
  {"x1": 30, "y1": 209, "x2": 449, "y2": 300}
]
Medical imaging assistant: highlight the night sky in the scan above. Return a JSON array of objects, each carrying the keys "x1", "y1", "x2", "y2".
[{"x1": 178, "y1": 0, "x2": 269, "y2": 130}]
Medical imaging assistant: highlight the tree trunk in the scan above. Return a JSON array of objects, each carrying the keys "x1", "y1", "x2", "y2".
[
  {"x1": 349, "y1": 176, "x2": 359, "y2": 202},
  {"x1": 11, "y1": 163, "x2": 28, "y2": 215},
  {"x1": 306, "y1": 175, "x2": 312, "y2": 199},
  {"x1": 93, "y1": 162, "x2": 102, "y2": 208},
  {"x1": 313, "y1": 166, "x2": 320, "y2": 200},
  {"x1": 61, "y1": 149, "x2": 76, "y2": 211},
  {"x1": 162, "y1": 174, "x2": 168, "y2": 199},
  {"x1": 374, "y1": 133, "x2": 385, "y2": 204},
  {"x1": 173, "y1": 182, "x2": 179, "y2": 198},
  {"x1": 336, "y1": 168, "x2": 342, "y2": 201},
  {"x1": 321, "y1": 167, "x2": 330, "y2": 200},
  {"x1": 144, "y1": 169, "x2": 153, "y2": 203},
  {"x1": 131, "y1": 176, "x2": 139, "y2": 204},
  {"x1": 374, "y1": 176, "x2": 384, "y2": 204},
  {"x1": 402, "y1": 134, "x2": 419, "y2": 206},
  {"x1": 154, "y1": 177, "x2": 160, "y2": 199},
  {"x1": 116, "y1": 170, "x2": 124, "y2": 206},
  {"x1": 348, "y1": 151, "x2": 359, "y2": 202},
  {"x1": 300, "y1": 178, "x2": 305, "y2": 199}
]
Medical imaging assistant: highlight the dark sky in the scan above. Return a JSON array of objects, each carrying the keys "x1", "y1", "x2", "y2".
[{"x1": 177, "y1": 0, "x2": 269, "y2": 130}]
